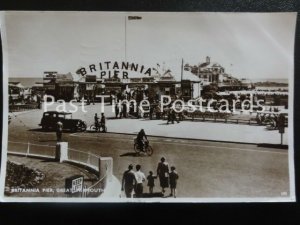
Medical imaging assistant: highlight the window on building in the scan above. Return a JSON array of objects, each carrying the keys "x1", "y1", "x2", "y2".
[{"x1": 165, "y1": 87, "x2": 170, "y2": 95}]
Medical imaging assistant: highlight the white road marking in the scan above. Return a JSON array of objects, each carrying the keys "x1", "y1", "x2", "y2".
[{"x1": 69, "y1": 133, "x2": 287, "y2": 155}]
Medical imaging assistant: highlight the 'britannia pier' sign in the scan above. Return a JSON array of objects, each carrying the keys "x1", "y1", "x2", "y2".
[{"x1": 76, "y1": 61, "x2": 153, "y2": 79}]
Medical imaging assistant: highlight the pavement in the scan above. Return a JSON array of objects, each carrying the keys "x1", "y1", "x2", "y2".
[{"x1": 107, "y1": 118, "x2": 288, "y2": 145}]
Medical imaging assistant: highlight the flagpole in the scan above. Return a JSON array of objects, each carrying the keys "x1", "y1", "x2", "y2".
[
  {"x1": 125, "y1": 16, "x2": 127, "y2": 61},
  {"x1": 181, "y1": 58, "x2": 184, "y2": 95}
]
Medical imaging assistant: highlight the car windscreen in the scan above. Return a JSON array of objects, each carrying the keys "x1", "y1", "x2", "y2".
[
  {"x1": 58, "y1": 114, "x2": 65, "y2": 119},
  {"x1": 64, "y1": 114, "x2": 72, "y2": 119}
]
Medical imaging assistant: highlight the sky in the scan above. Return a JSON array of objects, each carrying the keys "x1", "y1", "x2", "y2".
[{"x1": 1, "y1": 11, "x2": 297, "y2": 80}]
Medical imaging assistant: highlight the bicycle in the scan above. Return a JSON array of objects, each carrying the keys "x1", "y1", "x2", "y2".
[
  {"x1": 90, "y1": 122, "x2": 107, "y2": 133},
  {"x1": 134, "y1": 138, "x2": 153, "y2": 156}
]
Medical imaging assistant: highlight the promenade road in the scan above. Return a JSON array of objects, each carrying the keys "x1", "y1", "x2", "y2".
[{"x1": 6, "y1": 106, "x2": 291, "y2": 199}]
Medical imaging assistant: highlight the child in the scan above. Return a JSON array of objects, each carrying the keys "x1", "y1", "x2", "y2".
[
  {"x1": 147, "y1": 171, "x2": 157, "y2": 194},
  {"x1": 169, "y1": 166, "x2": 179, "y2": 198}
]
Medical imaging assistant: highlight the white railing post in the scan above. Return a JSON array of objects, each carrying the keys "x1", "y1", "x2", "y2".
[
  {"x1": 100, "y1": 157, "x2": 113, "y2": 182},
  {"x1": 56, "y1": 142, "x2": 68, "y2": 163}
]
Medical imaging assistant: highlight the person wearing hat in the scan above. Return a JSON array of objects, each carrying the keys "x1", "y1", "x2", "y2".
[
  {"x1": 121, "y1": 164, "x2": 136, "y2": 198},
  {"x1": 156, "y1": 157, "x2": 169, "y2": 194}
]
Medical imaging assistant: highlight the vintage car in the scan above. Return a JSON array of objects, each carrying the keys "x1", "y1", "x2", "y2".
[{"x1": 39, "y1": 111, "x2": 87, "y2": 132}]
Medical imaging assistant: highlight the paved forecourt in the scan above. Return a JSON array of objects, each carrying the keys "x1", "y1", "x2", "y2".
[
  {"x1": 9, "y1": 102, "x2": 288, "y2": 145},
  {"x1": 107, "y1": 118, "x2": 288, "y2": 145}
]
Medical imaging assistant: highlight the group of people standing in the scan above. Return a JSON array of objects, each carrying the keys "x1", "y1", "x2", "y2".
[
  {"x1": 114, "y1": 101, "x2": 129, "y2": 119},
  {"x1": 121, "y1": 157, "x2": 179, "y2": 198}
]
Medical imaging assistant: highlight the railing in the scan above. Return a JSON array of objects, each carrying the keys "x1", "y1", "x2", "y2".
[
  {"x1": 68, "y1": 148, "x2": 99, "y2": 171},
  {"x1": 7, "y1": 141, "x2": 113, "y2": 198},
  {"x1": 67, "y1": 148, "x2": 112, "y2": 197},
  {"x1": 7, "y1": 141, "x2": 56, "y2": 159},
  {"x1": 9, "y1": 103, "x2": 39, "y2": 112},
  {"x1": 180, "y1": 111, "x2": 260, "y2": 125}
]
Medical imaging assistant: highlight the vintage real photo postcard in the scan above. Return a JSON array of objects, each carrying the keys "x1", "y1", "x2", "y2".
[{"x1": 0, "y1": 11, "x2": 297, "y2": 202}]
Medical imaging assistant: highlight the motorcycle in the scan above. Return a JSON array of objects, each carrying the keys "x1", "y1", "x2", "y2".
[{"x1": 134, "y1": 138, "x2": 153, "y2": 156}]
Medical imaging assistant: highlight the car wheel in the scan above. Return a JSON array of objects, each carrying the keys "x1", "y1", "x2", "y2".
[{"x1": 81, "y1": 124, "x2": 87, "y2": 132}]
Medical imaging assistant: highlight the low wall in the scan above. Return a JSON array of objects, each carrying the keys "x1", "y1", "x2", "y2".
[
  {"x1": 65, "y1": 146, "x2": 113, "y2": 197},
  {"x1": 9, "y1": 103, "x2": 39, "y2": 112},
  {"x1": 7, "y1": 141, "x2": 56, "y2": 159},
  {"x1": 7, "y1": 141, "x2": 113, "y2": 198}
]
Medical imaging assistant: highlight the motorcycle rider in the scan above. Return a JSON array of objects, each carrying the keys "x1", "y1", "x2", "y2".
[{"x1": 136, "y1": 129, "x2": 148, "y2": 151}]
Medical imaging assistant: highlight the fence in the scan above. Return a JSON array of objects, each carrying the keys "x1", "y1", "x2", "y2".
[
  {"x1": 7, "y1": 141, "x2": 56, "y2": 159},
  {"x1": 7, "y1": 141, "x2": 113, "y2": 198},
  {"x1": 179, "y1": 111, "x2": 256, "y2": 125},
  {"x1": 9, "y1": 103, "x2": 39, "y2": 112},
  {"x1": 67, "y1": 148, "x2": 112, "y2": 198}
]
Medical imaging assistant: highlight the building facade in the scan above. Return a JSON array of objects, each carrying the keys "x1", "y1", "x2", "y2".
[{"x1": 42, "y1": 62, "x2": 200, "y2": 101}]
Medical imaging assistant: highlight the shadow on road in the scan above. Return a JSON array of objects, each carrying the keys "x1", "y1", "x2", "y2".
[
  {"x1": 28, "y1": 128, "x2": 83, "y2": 134},
  {"x1": 120, "y1": 152, "x2": 153, "y2": 157},
  {"x1": 106, "y1": 117, "x2": 121, "y2": 120},
  {"x1": 120, "y1": 152, "x2": 140, "y2": 157},
  {"x1": 158, "y1": 122, "x2": 170, "y2": 125},
  {"x1": 28, "y1": 128, "x2": 48, "y2": 132}
]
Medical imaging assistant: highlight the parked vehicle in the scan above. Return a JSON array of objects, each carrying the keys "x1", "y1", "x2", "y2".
[{"x1": 39, "y1": 111, "x2": 87, "y2": 132}]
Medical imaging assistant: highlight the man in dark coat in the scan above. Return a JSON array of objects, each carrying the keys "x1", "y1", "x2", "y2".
[{"x1": 121, "y1": 164, "x2": 136, "y2": 198}]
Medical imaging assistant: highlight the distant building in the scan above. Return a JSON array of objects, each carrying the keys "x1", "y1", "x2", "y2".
[
  {"x1": 185, "y1": 57, "x2": 253, "y2": 92},
  {"x1": 43, "y1": 72, "x2": 75, "y2": 101},
  {"x1": 185, "y1": 56, "x2": 224, "y2": 85}
]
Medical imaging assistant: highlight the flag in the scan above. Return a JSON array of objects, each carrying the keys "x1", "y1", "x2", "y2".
[{"x1": 128, "y1": 16, "x2": 142, "y2": 20}]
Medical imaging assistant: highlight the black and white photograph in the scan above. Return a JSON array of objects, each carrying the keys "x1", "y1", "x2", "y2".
[{"x1": 0, "y1": 11, "x2": 296, "y2": 202}]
